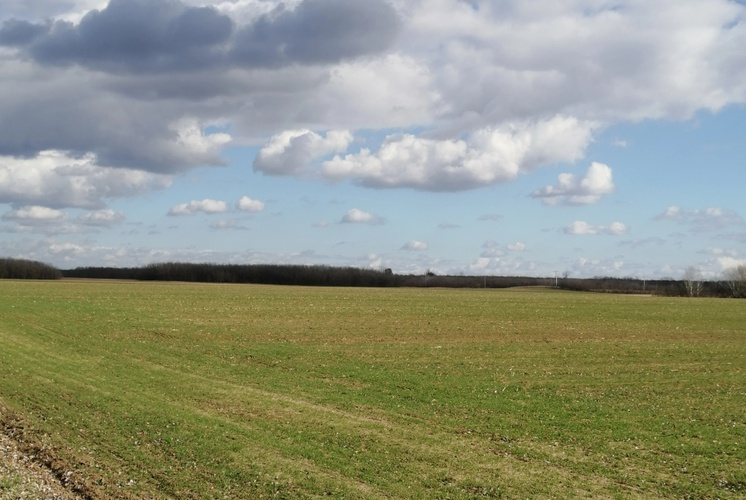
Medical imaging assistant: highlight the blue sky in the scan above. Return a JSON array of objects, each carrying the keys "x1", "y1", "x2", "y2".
[{"x1": 0, "y1": 0, "x2": 744, "y2": 278}]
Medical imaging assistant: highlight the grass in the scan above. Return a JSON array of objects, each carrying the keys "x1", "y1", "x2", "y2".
[
  {"x1": 0, "y1": 473, "x2": 23, "y2": 492},
  {"x1": 0, "y1": 280, "x2": 744, "y2": 498}
]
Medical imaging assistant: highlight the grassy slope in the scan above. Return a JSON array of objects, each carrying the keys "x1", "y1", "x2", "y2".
[{"x1": 0, "y1": 280, "x2": 744, "y2": 498}]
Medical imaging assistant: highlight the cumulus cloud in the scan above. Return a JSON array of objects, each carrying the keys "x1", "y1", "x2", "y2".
[
  {"x1": 49, "y1": 242, "x2": 87, "y2": 259},
  {"x1": 169, "y1": 196, "x2": 265, "y2": 217},
  {"x1": 323, "y1": 116, "x2": 595, "y2": 191},
  {"x1": 1, "y1": 0, "x2": 745, "y2": 283},
  {"x1": 1, "y1": 0, "x2": 745, "y2": 192},
  {"x1": 3, "y1": 205, "x2": 66, "y2": 222},
  {"x1": 316, "y1": 53, "x2": 435, "y2": 130},
  {"x1": 236, "y1": 196, "x2": 265, "y2": 212},
  {"x1": 564, "y1": 220, "x2": 628, "y2": 235},
  {"x1": 507, "y1": 242, "x2": 526, "y2": 252},
  {"x1": 168, "y1": 198, "x2": 230, "y2": 216},
  {"x1": 0, "y1": 0, "x2": 393, "y2": 178},
  {"x1": 401, "y1": 240, "x2": 428, "y2": 251},
  {"x1": 77, "y1": 209, "x2": 125, "y2": 226},
  {"x1": 12, "y1": 0, "x2": 234, "y2": 73},
  {"x1": 476, "y1": 240, "x2": 527, "y2": 259},
  {"x1": 4, "y1": 207, "x2": 125, "y2": 234},
  {"x1": 619, "y1": 237, "x2": 666, "y2": 248},
  {"x1": 340, "y1": 208, "x2": 384, "y2": 225},
  {"x1": 210, "y1": 220, "x2": 247, "y2": 230},
  {"x1": 702, "y1": 247, "x2": 738, "y2": 258},
  {"x1": 469, "y1": 256, "x2": 535, "y2": 275},
  {"x1": 468, "y1": 240, "x2": 535, "y2": 275},
  {"x1": 231, "y1": 0, "x2": 400, "y2": 67},
  {"x1": 170, "y1": 118, "x2": 231, "y2": 160},
  {"x1": 572, "y1": 257, "x2": 625, "y2": 276},
  {"x1": 531, "y1": 162, "x2": 614, "y2": 205},
  {"x1": 253, "y1": 129, "x2": 352, "y2": 175},
  {"x1": 2, "y1": 0, "x2": 399, "y2": 72},
  {"x1": 654, "y1": 206, "x2": 745, "y2": 232},
  {"x1": 0, "y1": 150, "x2": 172, "y2": 209},
  {"x1": 0, "y1": 65, "x2": 233, "y2": 173},
  {"x1": 0, "y1": 19, "x2": 50, "y2": 45},
  {"x1": 2, "y1": 205, "x2": 73, "y2": 234},
  {"x1": 717, "y1": 256, "x2": 746, "y2": 271},
  {"x1": 413, "y1": 0, "x2": 746, "y2": 124}
]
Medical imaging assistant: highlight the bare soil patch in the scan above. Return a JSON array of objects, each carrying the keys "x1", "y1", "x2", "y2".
[{"x1": 0, "y1": 429, "x2": 80, "y2": 499}]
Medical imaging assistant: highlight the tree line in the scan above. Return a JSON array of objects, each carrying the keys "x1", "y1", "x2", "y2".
[
  {"x1": 61, "y1": 262, "x2": 746, "y2": 297},
  {"x1": 0, "y1": 258, "x2": 62, "y2": 280},
  {"x1": 2, "y1": 257, "x2": 745, "y2": 297},
  {"x1": 64, "y1": 262, "x2": 399, "y2": 287},
  {"x1": 63, "y1": 263, "x2": 551, "y2": 288}
]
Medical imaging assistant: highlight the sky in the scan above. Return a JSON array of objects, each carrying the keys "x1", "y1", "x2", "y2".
[{"x1": 0, "y1": 0, "x2": 745, "y2": 279}]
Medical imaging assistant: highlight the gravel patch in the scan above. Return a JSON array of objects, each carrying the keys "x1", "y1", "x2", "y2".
[{"x1": 0, "y1": 431, "x2": 80, "y2": 500}]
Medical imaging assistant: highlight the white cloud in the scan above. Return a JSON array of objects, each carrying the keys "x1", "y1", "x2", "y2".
[
  {"x1": 340, "y1": 208, "x2": 385, "y2": 225},
  {"x1": 564, "y1": 220, "x2": 629, "y2": 235},
  {"x1": 77, "y1": 209, "x2": 125, "y2": 226},
  {"x1": 572, "y1": 257, "x2": 625, "y2": 276},
  {"x1": 531, "y1": 162, "x2": 614, "y2": 205},
  {"x1": 3, "y1": 206, "x2": 125, "y2": 235},
  {"x1": 319, "y1": 53, "x2": 436, "y2": 129},
  {"x1": 168, "y1": 199, "x2": 230, "y2": 216},
  {"x1": 702, "y1": 247, "x2": 737, "y2": 257},
  {"x1": 564, "y1": 221, "x2": 595, "y2": 235},
  {"x1": 607, "y1": 222, "x2": 629, "y2": 235},
  {"x1": 410, "y1": 0, "x2": 746, "y2": 124},
  {"x1": 0, "y1": 150, "x2": 172, "y2": 209},
  {"x1": 468, "y1": 254, "x2": 535, "y2": 275},
  {"x1": 210, "y1": 220, "x2": 248, "y2": 230},
  {"x1": 254, "y1": 129, "x2": 353, "y2": 175},
  {"x1": 367, "y1": 253, "x2": 385, "y2": 269},
  {"x1": 237, "y1": 196, "x2": 265, "y2": 212},
  {"x1": 401, "y1": 240, "x2": 428, "y2": 251},
  {"x1": 717, "y1": 256, "x2": 746, "y2": 271},
  {"x1": 2, "y1": 238, "x2": 243, "y2": 268},
  {"x1": 2, "y1": 0, "x2": 746, "y2": 278},
  {"x1": 170, "y1": 117, "x2": 231, "y2": 160},
  {"x1": 49, "y1": 242, "x2": 86, "y2": 258},
  {"x1": 654, "y1": 206, "x2": 745, "y2": 232},
  {"x1": 3, "y1": 205, "x2": 66, "y2": 222},
  {"x1": 323, "y1": 116, "x2": 595, "y2": 191},
  {"x1": 507, "y1": 242, "x2": 526, "y2": 252},
  {"x1": 2, "y1": 1, "x2": 745, "y2": 194}
]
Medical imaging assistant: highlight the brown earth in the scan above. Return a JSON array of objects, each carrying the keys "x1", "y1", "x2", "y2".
[{"x1": 0, "y1": 430, "x2": 80, "y2": 500}]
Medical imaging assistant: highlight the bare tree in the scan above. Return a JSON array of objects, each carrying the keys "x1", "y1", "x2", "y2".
[
  {"x1": 682, "y1": 266, "x2": 703, "y2": 297},
  {"x1": 722, "y1": 264, "x2": 746, "y2": 298}
]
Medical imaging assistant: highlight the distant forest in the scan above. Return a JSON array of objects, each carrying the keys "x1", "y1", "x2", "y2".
[
  {"x1": 61, "y1": 261, "x2": 731, "y2": 297},
  {"x1": 1, "y1": 257, "x2": 740, "y2": 297},
  {"x1": 0, "y1": 257, "x2": 62, "y2": 280}
]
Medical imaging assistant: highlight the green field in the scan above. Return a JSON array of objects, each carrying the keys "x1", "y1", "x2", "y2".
[{"x1": 0, "y1": 280, "x2": 744, "y2": 498}]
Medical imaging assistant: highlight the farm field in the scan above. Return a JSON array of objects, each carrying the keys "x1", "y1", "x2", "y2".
[{"x1": 0, "y1": 280, "x2": 744, "y2": 498}]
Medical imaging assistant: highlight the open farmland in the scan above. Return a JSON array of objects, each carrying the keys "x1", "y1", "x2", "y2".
[{"x1": 0, "y1": 280, "x2": 744, "y2": 498}]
